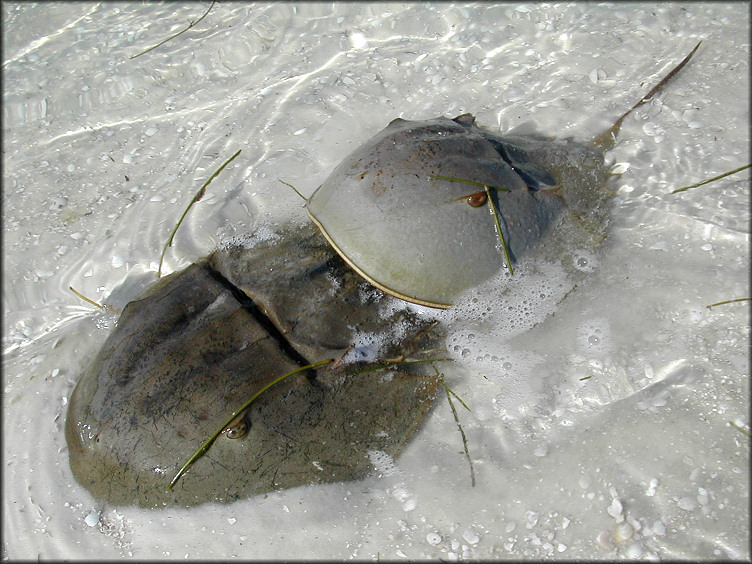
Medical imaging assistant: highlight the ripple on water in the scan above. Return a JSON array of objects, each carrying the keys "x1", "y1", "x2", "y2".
[{"x1": 3, "y1": 1, "x2": 749, "y2": 560}]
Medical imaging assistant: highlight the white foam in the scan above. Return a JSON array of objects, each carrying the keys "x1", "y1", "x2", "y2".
[
  {"x1": 445, "y1": 258, "x2": 574, "y2": 378},
  {"x1": 340, "y1": 314, "x2": 412, "y2": 365},
  {"x1": 340, "y1": 328, "x2": 387, "y2": 363},
  {"x1": 219, "y1": 221, "x2": 281, "y2": 250},
  {"x1": 437, "y1": 258, "x2": 577, "y2": 419}
]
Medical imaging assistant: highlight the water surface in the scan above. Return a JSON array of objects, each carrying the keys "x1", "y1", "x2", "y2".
[{"x1": 3, "y1": 2, "x2": 749, "y2": 559}]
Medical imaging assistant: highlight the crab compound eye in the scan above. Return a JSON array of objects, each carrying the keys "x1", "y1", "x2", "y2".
[
  {"x1": 225, "y1": 419, "x2": 248, "y2": 439},
  {"x1": 467, "y1": 191, "x2": 488, "y2": 207}
]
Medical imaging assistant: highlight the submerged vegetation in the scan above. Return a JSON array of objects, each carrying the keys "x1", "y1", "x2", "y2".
[
  {"x1": 158, "y1": 149, "x2": 241, "y2": 277},
  {"x1": 729, "y1": 421, "x2": 751, "y2": 438},
  {"x1": 705, "y1": 297, "x2": 750, "y2": 310},
  {"x1": 671, "y1": 164, "x2": 750, "y2": 194},
  {"x1": 69, "y1": 286, "x2": 107, "y2": 310},
  {"x1": 669, "y1": 163, "x2": 750, "y2": 310},
  {"x1": 130, "y1": 1, "x2": 216, "y2": 60},
  {"x1": 440, "y1": 371, "x2": 476, "y2": 487}
]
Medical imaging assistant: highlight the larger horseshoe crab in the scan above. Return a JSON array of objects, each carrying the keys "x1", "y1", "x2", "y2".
[
  {"x1": 66, "y1": 223, "x2": 445, "y2": 508},
  {"x1": 65, "y1": 42, "x2": 701, "y2": 508}
]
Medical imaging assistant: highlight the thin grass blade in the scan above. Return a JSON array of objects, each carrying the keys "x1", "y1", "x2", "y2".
[
  {"x1": 671, "y1": 164, "x2": 750, "y2": 194},
  {"x1": 168, "y1": 358, "x2": 333, "y2": 489},
  {"x1": 130, "y1": 1, "x2": 216, "y2": 60},
  {"x1": 439, "y1": 371, "x2": 475, "y2": 487},
  {"x1": 484, "y1": 185, "x2": 514, "y2": 276},
  {"x1": 158, "y1": 149, "x2": 242, "y2": 277}
]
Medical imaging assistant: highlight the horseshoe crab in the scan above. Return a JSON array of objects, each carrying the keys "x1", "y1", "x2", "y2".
[
  {"x1": 306, "y1": 114, "x2": 608, "y2": 308},
  {"x1": 66, "y1": 223, "x2": 445, "y2": 508},
  {"x1": 306, "y1": 43, "x2": 701, "y2": 308},
  {"x1": 65, "y1": 42, "x2": 701, "y2": 508}
]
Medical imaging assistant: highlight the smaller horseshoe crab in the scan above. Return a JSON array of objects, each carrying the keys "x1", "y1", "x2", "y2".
[
  {"x1": 307, "y1": 43, "x2": 701, "y2": 308},
  {"x1": 65, "y1": 42, "x2": 701, "y2": 508},
  {"x1": 306, "y1": 115, "x2": 608, "y2": 308}
]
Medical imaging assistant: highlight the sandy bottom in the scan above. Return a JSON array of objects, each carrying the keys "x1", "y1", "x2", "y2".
[{"x1": 3, "y1": 2, "x2": 749, "y2": 560}]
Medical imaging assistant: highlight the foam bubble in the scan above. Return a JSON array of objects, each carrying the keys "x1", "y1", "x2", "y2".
[
  {"x1": 441, "y1": 258, "x2": 575, "y2": 418},
  {"x1": 444, "y1": 258, "x2": 574, "y2": 378},
  {"x1": 367, "y1": 450, "x2": 402, "y2": 479},
  {"x1": 339, "y1": 312, "x2": 414, "y2": 365},
  {"x1": 571, "y1": 249, "x2": 599, "y2": 272},
  {"x1": 452, "y1": 258, "x2": 574, "y2": 339},
  {"x1": 576, "y1": 318, "x2": 612, "y2": 357},
  {"x1": 218, "y1": 220, "x2": 282, "y2": 251},
  {"x1": 341, "y1": 328, "x2": 387, "y2": 363}
]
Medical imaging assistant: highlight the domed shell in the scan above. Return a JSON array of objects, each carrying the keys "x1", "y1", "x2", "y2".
[{"x1": 306, "y1": 115, "x2": 570, "y2": 308}]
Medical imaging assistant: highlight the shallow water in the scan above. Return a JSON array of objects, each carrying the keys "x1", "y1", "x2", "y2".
[{"x1": 3, "y1": 2, "x2": 749, "y2": 559}]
